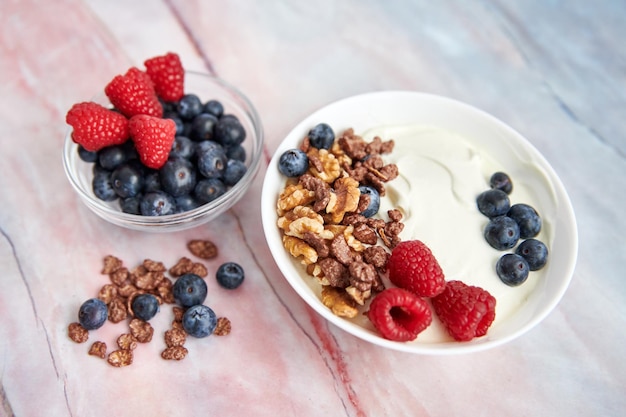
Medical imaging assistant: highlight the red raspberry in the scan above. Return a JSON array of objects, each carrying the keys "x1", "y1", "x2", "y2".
[
  {"x1": 431, "y1": 280, "x2": 496, "y2": 342},
  {"x1": 144, "y1": 52, "x2": 185, "y2": 102},
  {"x1": 129, "y1": 115, "x2": 176, "y2": 169},
  {"x1": 104, "y1": 67, "x2": 163, "y2": 118},
  {"x1": 387, "y1": 240, "x2": 445, "y2": 297},
  {"x1": 366, "y1": 288, "x2": 432, "y2": 342},
  {"x1": 65, "y1": 102, "x2": 129, "y2": 152}
]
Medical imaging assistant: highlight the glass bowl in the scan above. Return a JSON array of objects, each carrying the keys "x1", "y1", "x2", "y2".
[
  {"x1": 261, "y1": 91, "x2": 578, "y2": 354},
  {"x1": 63, "y1": 71, "x2": 264, "y2": 232}
]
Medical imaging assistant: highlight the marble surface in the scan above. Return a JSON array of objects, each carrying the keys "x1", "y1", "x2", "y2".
[{"x1": 1, "y1": 0, "x2": 624, "y2": 416}]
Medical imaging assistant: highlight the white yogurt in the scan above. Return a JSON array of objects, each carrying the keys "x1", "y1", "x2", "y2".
[{"x1": 360, "y1": 124, "x2": 555, "y2": 342}]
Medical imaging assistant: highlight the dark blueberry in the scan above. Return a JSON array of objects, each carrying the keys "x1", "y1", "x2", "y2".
[
  {"x1": 223, "y1": 159, "x2": 247, "y2": 186},
  {"x1": 358, "y1": 185, "x2": 380, "y2": 218},
  {"x1": 182, "y1": 304, "x2": 217, "y2": 338},
  {"x1": 216, "y1": 262, "x2": 245, "y2": 289},
  {"x1": 111, "y1": 163, "x2": 144, "y2": 198},
  {"x1": 78, "y1": 298, "x2": 108, "y2": 330},
  {"x1": 176, "y1": 94, "x2": 203, "y2": 120},
  {"x1": 139, "y1": 191, "x2": 176, "y2": 216},
  {"x1": 190, "y1": 113, "x2": 219, "y2": 141},
  {"x1": 194, "y1": 178, "x2": 226, "y2": 204},
  {"x1": 174, "y1": 194, "x2": 200, "y2": 213},
  {"x1": 172, "y1": 273, "x2": 208, "y2": 308},
  {"x1": 507, "y1": 203, "x2": 542, "y2": 238},
  {"x1": 143, "y1": 170, "x2": 162, "y2": 193},
  {"x1": 92, "y1": 169, "x2": 117, "y2": 202},
  {"x1": 121, "y1": 140, "x2": 139, "y2": 161},
  {"x1": 484, "y1": 216, "x2": 520, "y2": 250},
  {"x1": 98, "y1": 145, "x2": 128, "y2": 170},
  {"x1": 219, "y1": 114, "x2": 239, "y2": 123},
  {"x1": 131, "y1": 294, "x2": 160, "y2": 321},
  {"x1": 490, "y1": 172, "x2": 513, "y2": 194},
  {"x1": 160, "y1": 158, "x2": 197, "y2": 197},
  {"x1": 197, "y1": 144, "x2": 227, "y2": 178},
  {"x1": 278, "y1": 149, "x2": 309, "y2": 177},
  {"x1": 307, "y1": 123, "x2": 334, "y2": 149},
  {"x1": 214, "y1": 117, "x2": 246, "y2": 147},
  {"x1": 119, "y1": 196, "x2": 141, "y2": 214},
  {"x1": 476, "y1": 189, "x2": 510, "y2": 218},
  {"x1": 516, "y1": 239, "x2": 549, "y2": 271},
  {"x1": 163, "y1": 112, "x2": 185, "y2": 136},
  {"x1": 496, "y1": 253, "x2": 530, "y2": 286},
  {"x1": 77, "y1": 145, "x2": 98, "y2": 163},
  {"x1": 160, "y1": 99, "x2": 176, "y2": 113},
  {"x1": 203, "y1": 99, "x2": 224, "y2": 117},
  {"x1": 226, "y1": 144, "x2": 246, "y2": 162},
  {"x1": 170, "y1": 136, "x2": 196, "y2": 160}
]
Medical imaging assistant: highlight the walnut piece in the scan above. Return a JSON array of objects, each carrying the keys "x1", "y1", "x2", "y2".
[
  {"x1": 326, "y1": 176, "x2": 360, "y2": 224},
  {"x1": 277, "y1": 183, "x2": 315, "y2": 215},
  {"x1": 307, "y1": 148, "x2": 341, "y2": 183},
  {"x1": 283, "y1": 236, "x2": 318, "y2": 265},
  {"x1": 321, "y1": 286, "x2": 358, "y2": 318}
]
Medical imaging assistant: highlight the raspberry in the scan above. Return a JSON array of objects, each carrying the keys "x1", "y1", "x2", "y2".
[
  {"x1": 105, "y1": 67, "x2": 163, "y2": 118},
  {"x1": 65, "y1": 102, "x2": 129, "y2": 151},
  {"x1": 129, "y1": 115, "x2": 176, "y2": 169},
  {"x1": 366, "y1": 288, "x2": 432, "y2": 342},
  {"x1": 431, "y1": 280, "x2": 496, "y2": 342},
  {"x1": 144, "y1": 52, "x2": 185, "y2": 102},
  {"x1": 387, "y1": 240, "x2": 445, "y2": 297}
]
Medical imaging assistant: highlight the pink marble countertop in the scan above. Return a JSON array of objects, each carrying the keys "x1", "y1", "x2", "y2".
[{"x1": 1, "y1": 1, "x2": 624, "y2": 416}]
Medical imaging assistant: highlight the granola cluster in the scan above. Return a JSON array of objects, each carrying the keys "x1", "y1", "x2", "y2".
[
  {"x1": 67, "y1": 239, "x2": 232, "y2": 367},
  {"x1": 277, "y1": 128, "x2": 404, "y2": 317}
]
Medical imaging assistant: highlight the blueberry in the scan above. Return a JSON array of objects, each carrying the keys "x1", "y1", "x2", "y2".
[
  {"x1": 214, "y1": 117, "x2": 246, "y2": 147},
  {"x1": 223, "y1": 159, "x2": 247, "y2": 186},
  {"x1": 216, "y1": 262, "x2": 245, "y2": 289},
  {"x1": 490, "y1": 172, "x2": 513, "y2": 194},
  {"x1": 78, "y1": 298, "x2": 108, "y2": 330},
  {"x1": 130, "y1": 294, "x2": 160, "y2": 321},
  {"x1": 98, "y1": 145, "x2": 128, "y2": 170},
  {"x1": 308, "y1": 123, "x2": 334, "y2": 149},
  {"x1": 278, "y1": 149, "x2": 309, "y2": 177},
  {"x1": 197, "y1": 144, "x2": 227, "y2": 178},
  {"x1": 111, "y1": 163, "x2": 144, "y2": 198},
  {"x1": 204, "y1": 99, "x2": 224, "y2": 117},
  {"x1": 190, "y1": 113, "x2": 219, "y2": 141},
  {"x1": 170, "y1": 136, "x2": 196, "y2": 160},
  {"x1": 119, "y1": 196, "x2": 141, "y2": 214},
  {"x1": 160, "y1": 158, "x2": 197, "y2": 197},
  {"x1": 496, "y1": 253, "x2": 530, "y2": 286},
  {"x1": 507, "y1": 203, "x2": 542, "y2": 238},
  {"x1": 484, "y1": 216, "x2": 520, "y2": 250},
  {"x1": 358, "y1": 185, "x2": 380, "y2": 217},
  {"x1": 163, "y1": 112, "x2": 185, "y2": 136},
  {"x1": 174, "y1": 194, "x2": 200, "y2": 213},
  {"x1": 77, "y1": 145, "x2": 98, "y2": 163},
  {"x1": 226, "y1": 144, "x2": 246, "y2": 162},
  {"x1": 476, "y1": 189, "x2": 510, "y2": 218},
  {"x1": 143, "y1": 170, "x2": 162, "y2": 193},
  {"x1": 172, "y1": 273, "x2": 208, "y2": 308},
  {"x1": 194, "y1": 178, "x2": 226, "y2": 204},
  {"x1": 182, "y1": 304, "x2": 217, "y2": 338},
  {"x1": 516, "y1": 238, "x2": 549, "y2": 271},
  {"x1": 139, "y1": 191, "x2": 176, "y2": 216},
  {"x1": 177, "y1": 94, "x2": 203, "y2": 120},
  {"x1": 92, "y1": 169, "x2": 118, "y2": 201}
]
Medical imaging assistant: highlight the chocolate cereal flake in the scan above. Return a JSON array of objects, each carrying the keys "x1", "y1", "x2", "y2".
[{"x1": 187, "y1": 239, "x2": 218, "y2": 259}]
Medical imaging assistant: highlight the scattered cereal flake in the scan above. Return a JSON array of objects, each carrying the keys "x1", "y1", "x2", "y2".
[
  {"x1": 97, "y1": 284, "x2": 118, "y2": 304},
  {"x1": 143, "y1": 259, "x2": 166, "y2": 272},
  {"x1": 102, "y1": 255, "x2": 123, "y2": 274},
  {"x1": 164, "y1": 328, "x2": 186, "y2": 347},
  {"x1": 117, "y1": 333, "x2": 138, "y2": 351},
  {"x1": 189, "y1": 262, "x2": 208, "y2": 278},
  {"x1": 214, "y1": 317, "x2": 232, "y2": 336},
  {"x1": 172, "y1": 306, "x2": 185, "y2": 322},
  {"x1": 161, "y1": 346, "x2": 188, "y2": 361},
  {"x1": 187, "y1": 239, "x2": 218, "y2": 259},
  {"x1": 88, "y1": 341, "x2": 107, "y2": 359},
  {"x1": 107, "y1": 349, "x2": 133, "y2": 367},
  {"x1": 68, "y1": 322, "x2": 89, "y2": 343},
  {"x1": 129, "y1": 318, "x2": 154, "y2": 343},
  {"x1": 108, "y1": 298, "x2": 128, "y2": 323},
  {"x1": 169, "y1": 257, "x2": 194, "y2": 277},
  {"x1": 109, "y1": 266, "x2": 129, "y2": 286}
]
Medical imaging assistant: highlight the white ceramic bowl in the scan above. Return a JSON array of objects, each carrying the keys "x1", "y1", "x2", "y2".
[
  {"x1": 63, "y1": 71, "x2": 264, "y2": 232},
  {"x1": 261, "y1": 91, "x2": 577, "y2": 354}
]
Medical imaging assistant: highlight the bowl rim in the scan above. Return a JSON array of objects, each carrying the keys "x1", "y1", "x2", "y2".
[
  {"x1": 63, "y1": 71, "x2": 264, "y2": 230},
  {"x1": 261, "y1": 90, "x2": 578, "y2": 354}
]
